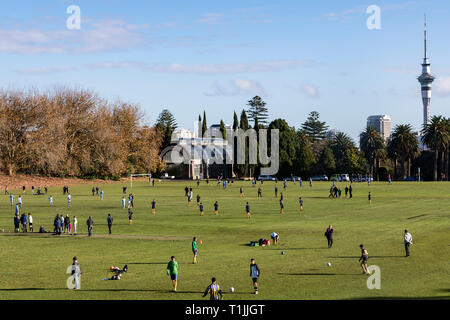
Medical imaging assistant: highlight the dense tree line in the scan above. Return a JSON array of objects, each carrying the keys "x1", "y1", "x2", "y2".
[{"x1": 0, "y1": 88, "x2": 164, "y2": 178}]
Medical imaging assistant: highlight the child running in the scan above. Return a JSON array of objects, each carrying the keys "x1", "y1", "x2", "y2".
[
  {"x1": 359, "y1": 244, "x2": 369, "y2": 274},
  {"x1": 192, "y1": 237, "x2": 198, "y2": 264},
  {"x1": 166, "y1": 256, "x2": 179, "y2": 292},
  {"x1": 151, "y1": 199, "x2": 156, "y2": 214},
  {"x1": 246, "y1": 202, "x2": 251, "y2": 219}
]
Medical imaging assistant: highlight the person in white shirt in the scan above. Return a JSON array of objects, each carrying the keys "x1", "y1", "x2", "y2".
[
  {"x1": 404, "y1": 229, "x2": 413, "y2": 257},
  {"x1": 67, "y1": 193, "x2": 71, "y2": 208},
  {"x1": 18, "y1": 196, "x2": 23, "y2": 208},
  {"x1": 270, "y1": 232, "x2": 279, "y2": 245},
  {"x1": 49, "y1": 195, "x2": 53, "y2": 206},
  {"x1": 28, "y1": 213, "x2": 33, "y2": 232}
]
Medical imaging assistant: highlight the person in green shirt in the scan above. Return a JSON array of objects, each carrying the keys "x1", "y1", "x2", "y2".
[
  {"x1": 166, "y1": 256, "x2": 179, "y2": 291},
  {"x1": 192, "y1": 237, "x2": 198, "y2": 264}
]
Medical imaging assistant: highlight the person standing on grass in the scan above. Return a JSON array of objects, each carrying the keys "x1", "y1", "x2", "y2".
[
  {"x1": 67, "y1": 193, "x2": 71, "y2": 208},
  {"x1": 404, "y1": 229, "x2": 413, "y2": 257},
  {"x1": 20, "y1": 213, "x2": 27, "y2": 232},
  {"x1": 10, "y1": 194, "x2": 14, "y2": 206},
  {"x1": 71, "y1": 257, "x2": 82, "y2": 290},
  {"x1": 192, "y1": 237, "x2": 198, "y2": 264},
  {"x1": 199, "y1": 202, "x2": 204, "y2": 216},
  {"x1": 368, "y1": 192, "x2": 372, "y2": 205},
  {"x1": 15, "y1": 203, "x2": 19, "y2": 216},
  {"x1": 107, "y1": 214, "x2": 113, "y2": 234},
  {"x1": 325, "y1": 225, "x2": 334, "y2": 248},
  {"x1": 202, "y1": 277, "x2": 223, "y2": 300},
  {"x1": 250, "y1": 258, "x2": 260, "y2": 294},
  {"x1": 257, "y1": 186, "x2": 262, "y2": 197},
  {"x1": 214, "y1": 201, "x2": 219, "y2": 215},
  {"x1": 151, "y1": 199, "x2": 156, "y2": 214},
  {"x1": 188, "y1": 190, "x2": 193, "y2": 206},
  {"x1": 28, "y1": 213, "x2": 33, "y2": 232},
  {"x1": 122, "y1": 196, "x2": 126, "y2": 209},
  {"x1": 60, "y1": 215, "x2": 64, "y2": 233},
  {"x1": 240, "y1": 186, "x2": 244, "y2": 197},
  {"x1": 196, "y1": 194, "x2": 201, "y2": 206},
  {"x1": 100, "y1": 190, "x2": 104, "y2": 200},
  {"x1": 92, "y1": 186, "x2": 95, "y2": 196},
  {"x1": 166, "y1": 256, "x2": 179, "y2": 292},
  {"x1": 246, "y1": 202, "x2": 251, "y2": 219},
  {"x1": 55, "y1": 215, "x2": 61, "y2": 235},
  {"x1": 86, "y1": 216, "x2": 94, "y2": 237},
  {"x1": 49, "y1": 195, "x2": 53, "y2": 206},
  {"x1": 349, "y1": 185, "x2": 353, "y2": 198},
  {"x1": 299, "y1": 197, "x2": 303, "y2": 212},
  {"x1": 274, "y1": 185, "x2": 278, "y2": 198},
  {"x1": 14, "y1": 214, "x2": 20, "y2": 232},
  {"x1": 184, "y1": 186, "x2": 189, "y2": 197},
  {"x1": 309, "y1": 177, "x2": 312, "y2": 187},
  {"x1": 64, "y1": 214, "x2": 70, "y2": 233},
  {"x1": 95, "y1": 187, "x2": 99, "y2": 196},
  {"x1": 5, "y1": 185, "x2": 9, "y2": 194},
  {"x1": 18, "y1": 195, "x2": 22, "y2": 208},
  {"x1": 72, "y1": 216, "x2": 77, "y2": 235},
  {"x1": 128, "y1": 209, "x2": 133, "y2": 224},
  {"x1": 279, "y1": 199, "x2": 284, "y2": 214},
  {"x1": 359, "y1": 244, "x2": 369, "y2": 274}
]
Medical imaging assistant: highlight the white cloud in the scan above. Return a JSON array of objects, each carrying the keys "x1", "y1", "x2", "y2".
[
  {"x1": 14, "y1": 66, "x2": 78, "y2": 75},
  {"x1": 0, "y1": 19, "x2": 149, "y2": 54},
  {"x1": 204, "y1": 79, "x2": 267, "y2": 97},
  {"x1": 194, "y1": 13, "x2": 223, "y2": 25},
  {"x1": 434, "y1": 76, "x2": 450, "y2": 97},
  {"x1": 301, "y1": 85, "x2": 320, "y2": 98}
]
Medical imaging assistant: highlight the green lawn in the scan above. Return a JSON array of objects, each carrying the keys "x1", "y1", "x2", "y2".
[{"x1": 0, "y1": 179, "x2": 449, "y2": 300}]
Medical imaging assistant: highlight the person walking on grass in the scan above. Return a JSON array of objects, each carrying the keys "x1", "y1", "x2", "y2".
[
  {"x1": 299, "y1": 197, "x2": 303, "y2": 212},
  {"x1": 107, "y1": 214, "x2": 113, "y2": 234},
  {"x1": 166, "y1": 256, "x2": 179, "y2": 292},
  {"x1": 279, "y1": 199, "x2": 284, "y2": 214},
  {"x1": 359, "y1": 244, "x2": 369, "y2": 274},
  {"x1": 86, "y1": 216, "x2": 94, "y2": 237},
  {"x1": 199, "y1": 202, "x2": 204, "y2": 216},
  {"x1": 192, "y1": 237, "x2": 198, "y2": 264},
  {"x1": 325, "y1": 225, "x2": 334, "y2": 248},
  {"x1": 202, "y1": 277, "x2": 223, "y2": 300},
  {"x1": 250, "y1": 258, "x2": 260, "y2": 294},
  {"x1": 404, "y1": 229, "x2": 413, "y2": 257},
  {"x1": 128, "y1": 209, "x2": 133, "y2": 224},
  {"x1": 245, "y1": 202, "x2": 251, "y2": 219},
  {"x1": 71, "y1": 257, "x2": 82, "y2": 290},
  {"x1": 151, "y1": 199, "x2": 156, "y2": 214},
  {"x1": 214, "y1": 201, "x2": 219, "y2": 215}
]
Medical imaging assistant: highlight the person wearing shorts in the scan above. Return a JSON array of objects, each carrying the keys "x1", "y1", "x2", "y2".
[
  {"x1": 246, "y1": 202, "x2": 251, "y2": 219},
  {"x1": 166, "y1": 256, "x2": 179, "y2": 292},
  {"x1": 250, "y1": 258, "x2": 260, "y2": 294},
  {"x1": 151, "y1": 200, "x2": 156, "y2": 214},
  {"x1": 270, "y1": 232, "x2": 279, "y2": 245},
  {"x1": 214, "y1": 201, "x2": 219, "y2": 215},
  {"x1": 359, "y1": 244, "x2": 369, "y2": 274},
  {"x1": 192, "y1": 237, "x2": 198, "y2": 264}
]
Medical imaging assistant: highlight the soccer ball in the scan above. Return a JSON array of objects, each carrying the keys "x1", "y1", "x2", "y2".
[
  {"x1": 229, "y1": 287, "x2": 234, "y2": 293},
  {"x1": 281, "y1": 251, "x2": 285, "y2": 255},
  {"x1": 326, "y1": 262, "x2": 331, "y2": 267}
]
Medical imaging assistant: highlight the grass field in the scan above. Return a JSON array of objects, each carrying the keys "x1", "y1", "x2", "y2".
[{"x1": 0, "y1": 179, "x2": 449, "y2": 300}]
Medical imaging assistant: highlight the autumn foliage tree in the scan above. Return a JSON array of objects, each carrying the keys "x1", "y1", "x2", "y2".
[{"x1": 0, "y1": 88, "x2": 164, "y2": 178}]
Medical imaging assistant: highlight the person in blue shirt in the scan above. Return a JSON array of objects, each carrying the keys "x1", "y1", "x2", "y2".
[
  {"x1": 10, "y1": 194, "x2": 14, "y2": 206},
  {"x1": 250, "y1": 258, "x2": 260, "y2": 294}
]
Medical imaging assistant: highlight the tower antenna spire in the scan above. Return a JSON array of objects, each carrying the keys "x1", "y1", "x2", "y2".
[{"x1": 424, "y1": 14, "x2": 427, "y2": 59}]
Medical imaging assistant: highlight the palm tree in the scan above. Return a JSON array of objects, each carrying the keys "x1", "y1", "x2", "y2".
[
  {"x1": 421, "y1": 115, "x2": 450, "y2": 181},
  {"x1": 359, "y1": 127, "x2": 385, "y2": 178},
  {"x1": 388, "y1": 124, "x2": 420, "y2": 179}
]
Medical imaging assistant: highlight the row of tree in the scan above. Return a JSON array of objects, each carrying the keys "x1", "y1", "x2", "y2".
[
  {"x1": 156, "y1": 96, "x2": 449, "y2": 181},
  {"x1": 0, "y1": 88, "x2": 164, "y2": 178}
]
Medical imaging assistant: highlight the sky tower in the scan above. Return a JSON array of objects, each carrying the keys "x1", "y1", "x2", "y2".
[{"x1": 417, "y1": 15, "x2": 435, "y2": 128}]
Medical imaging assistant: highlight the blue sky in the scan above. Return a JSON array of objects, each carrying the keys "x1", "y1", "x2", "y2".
[{"x1": 1, "y1": 0, "x2": 449, "y2": 141}]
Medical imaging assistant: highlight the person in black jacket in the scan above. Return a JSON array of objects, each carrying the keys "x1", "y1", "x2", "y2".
[
  {"x1": 107, "y1": 214, "x2": 113, "y2": 234},
  {"x1": 324, "y1": 225, "x2": 334, "y2": 248},
  {"x1": 86, "y1": 216, "x2": 94, "y2": 237}
]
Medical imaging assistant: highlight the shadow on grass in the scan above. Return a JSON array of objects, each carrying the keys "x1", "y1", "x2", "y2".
[
  {"x1": 278, "y1": 272, "x2": 361, "y2": 276},
  {"x1": 0, "y1": 288, "x2": 67, "y2": 291},
  {"x1": 327, "y1": 256, "x2": 404, "y2": 259},
  {"x1": 407, "y1": 214, "x2": 428, "y2": 220},
  {"x1": 122, "y1": 262, "x2": 166, "y2": 265},
  {"x1": 349, "y1": 296, "x2": 449, "y2": 300}
]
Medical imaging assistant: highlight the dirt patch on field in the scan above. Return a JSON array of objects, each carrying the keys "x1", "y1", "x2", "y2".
[{"x1": 0, "y1": 174, "x2": 152, "y2": 192}]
